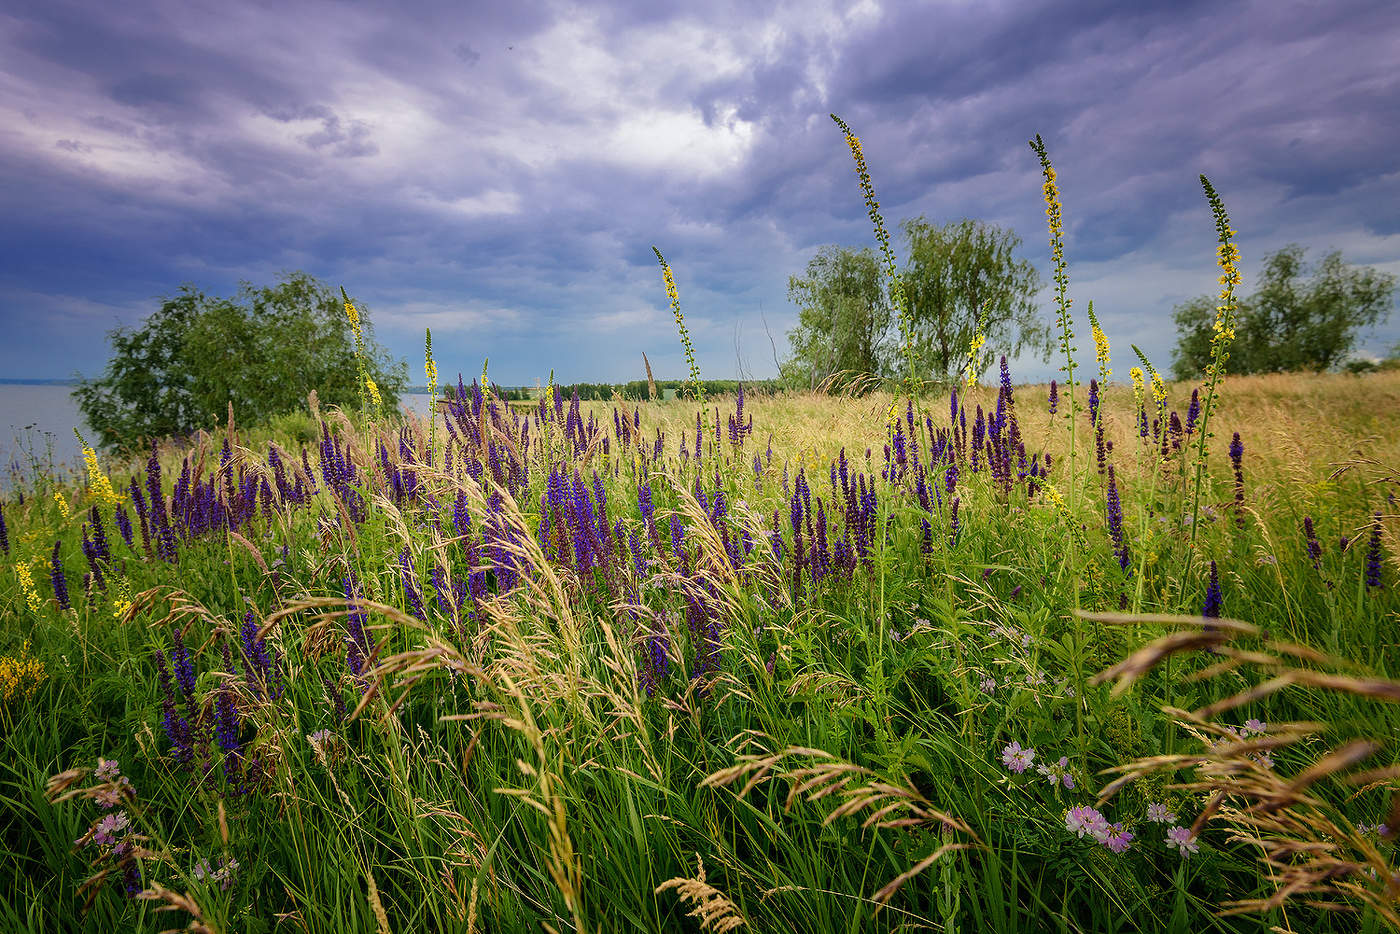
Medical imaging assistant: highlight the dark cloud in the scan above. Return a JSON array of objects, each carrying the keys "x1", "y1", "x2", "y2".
[{"x1": 1, "y1": 0, "x2": 1397, "y2": 389}]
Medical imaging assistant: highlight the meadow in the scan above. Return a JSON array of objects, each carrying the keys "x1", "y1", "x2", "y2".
[{"x1": 1, "y1": 125, "x2": 1399, "y2": 934}]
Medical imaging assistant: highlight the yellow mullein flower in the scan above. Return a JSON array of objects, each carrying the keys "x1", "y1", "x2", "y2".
[
  {"x1": 53, "y1": 491, "x2": 69, "y2": 519},
  {"x1": 1130, "y1": 367, "x2": 1145, "y2": 408},
  {"x1": 81, "y1": 445, "x2": 122, "y2": 507},
  {"x1": 1150, "y1": 372, "x2": 1167, "y2": 409},
  {"x1": 15, "y1": 563, "x2": 42, "y2": 613},
  {"x1": 366, "y1": 378, "x2": 383, "y2": 411}
]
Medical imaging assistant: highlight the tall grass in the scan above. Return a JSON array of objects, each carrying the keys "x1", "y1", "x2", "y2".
[{"x1": 0, "y1": 130, "x2": 1397, "y2": 934}]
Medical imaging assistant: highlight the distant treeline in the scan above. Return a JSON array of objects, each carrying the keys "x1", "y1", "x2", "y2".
[{"x1": 441, "y1": 378, "x2": 786, "y2": 403}]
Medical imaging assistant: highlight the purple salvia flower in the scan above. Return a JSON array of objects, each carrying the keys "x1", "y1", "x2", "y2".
[
  {"x1": 1229, "y1": 432, "x2": 1245, "y2": 528},
  {"x1": 1186, "y1": 388, "x2": 1201, "y2": 433},
  {"x1": 0, "y1": 501, "x2": 9, "y2": 555},
  {"x1": 1087, "y1": 378, "x2": 1099, "y2": 426},
  {"x1": 343, "y1": 575, "x2": 375, "y2": 679},
  {"x1": 171, "y1": 627, "x2": 197, "y2": 704},
  {"x1": 215, "y1": 643, "x2": 241, "y2": 756},
  {"x1": 154, "y1": 650, "x2": 192, "y2": 768},
  {"x1": 49, "y1": 538, "x2": 72, "y2": 610},
  {"x1": 1303, "y1": 516, "x2": 1322, "y2": 570},
  {"x1": 949, "y1": 497, "x2": 960, "y2": 546},
  {"x1": 240, "y1": 610, "x2": 282, "y2": 700},
  {"x1": 1365, "y1": 514, "x2": 1384, "y2": 589},
  {"x1": 114, "y1": 505, "x2": 133, "y2": 547},
  {"x1": 1203, "y1": 560, "x2": 1222, "y2": 620},
  {"x1": 1048, "y1": 379, "x2": 1058, "y2": 415},
  {"x1": 669, "y1": 513, "x2": 685, "y2": 561},
  {"x1": 89, "y1": 505, "x2": 110, "y2": 561},
  {"x1": 1106, "y1": 466, "x2": 1128, "y2": 571},
  {"x1": 399, "y1": 548, "x2": 426, "y2": 620}
]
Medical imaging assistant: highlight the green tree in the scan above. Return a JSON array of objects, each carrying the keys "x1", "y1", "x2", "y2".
[
  {"x1": 74, "y1": 272, "x2": 407, "y2": 452},
  {"x1": 899, "y1": 216, "x2": 1053, "y2": 383},
  {"x1": 781, "y1": 246, "x2": 892, "y2": 390},
  {"x1": 1171, "y1": 245, "x2": 1397, "y2": 379}
]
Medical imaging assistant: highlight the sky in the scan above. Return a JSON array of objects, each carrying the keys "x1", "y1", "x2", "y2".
[{"x1": 2, "y1": 0, "x2": 1398, "y2": 388}]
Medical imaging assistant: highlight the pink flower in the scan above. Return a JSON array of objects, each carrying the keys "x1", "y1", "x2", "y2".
[
  {"x1": 1036, "y1": 755, "x2": 1074, "y2": 790},
  {"x1": 1242, "y1": 718, "x2": 1266, "y2": 736},
  {"x1": 93, "y1": 758, "x2": 121, "y2": 782},
  {"x1": 1001, "y1": 741, "x2": 1035, "y2": 774},
  {"x1": 1066, "y1": 806, "x2": 1110, "y2": 842},
  {"x1": 1146, "y1": 803, "x2": 1177, "y2": 824},
  {"x1": 92, "y1": 811, "x2": 129, "y2": 846},
  {"x1": 1104, "y1": 822, "x2": 1134, "y2": 854},
  {"x1": 1166, "y1": 825, "x2": 1199, "y2": 856}
]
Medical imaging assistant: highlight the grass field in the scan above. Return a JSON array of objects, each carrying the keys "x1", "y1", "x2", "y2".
[
  {"x1": 0, "y1": 366, "x2": 1396, "y2": 933},
  {"x1": 2, "y1": 123, "x2": 1398, "y2": 933}
]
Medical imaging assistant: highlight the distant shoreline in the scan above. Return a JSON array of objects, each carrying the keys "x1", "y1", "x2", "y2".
[{"x1": 0, "y1": 378, "x2": 79, "y2": 386}]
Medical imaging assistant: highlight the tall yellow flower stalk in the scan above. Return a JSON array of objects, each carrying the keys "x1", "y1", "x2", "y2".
[
  {"x1": 52, "y1": 492, "x2": 69, "y2": 520},
  {"x1": 963, "y1": 300, "x2": 991, "y2": 388},
  {"x1": 425, "y1": 328, "x2": 438, "y2": 463},
  {"x1": 1086, "y1": 300, "x2": 1111, "y2": 387},
  {"x1": 1183, "y1": 176, "x2": 1242, "y2": 584},
  {"x1": 653, "y1": 247, "x2": 702, "y2": 403},
  {"x1": 341, "y1": 287, "x2": 372, "y2": 417},
  {"x1": 830, "y1": 114, "x2": 918, "y2": 402},
  {"x1": 1028, "y1": 135, "x2": 1080, "y2": 524}
]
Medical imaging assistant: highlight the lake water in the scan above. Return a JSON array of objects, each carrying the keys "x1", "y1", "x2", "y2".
[{"x1": 0, "y1": 384, "x2": 435, "y2": 489}]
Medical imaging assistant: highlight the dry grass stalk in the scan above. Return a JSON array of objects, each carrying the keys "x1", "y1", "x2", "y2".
[
  {"x1": 703, "y1": 740, "x2": 981, "y2": 911},
  {"x1": 1089, "y1": 611, "x2": 1400, "y2": 925},
  {"x1": 655, "y1": 854, "x2": 748, "y2": 933},
  {"x1": 133, "y1": 881, "x2": 217, "y2": 933}
]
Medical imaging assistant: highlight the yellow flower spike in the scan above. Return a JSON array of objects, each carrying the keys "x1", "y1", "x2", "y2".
[
  {"x1": 80, "y1": 444, "x2": 122, "y2": 508},
  {"x1": 832, "y1": 113, "x2": 919, "y2": 402},
  {"x1": 366, "y1": 378, "x2": 383, "y2": 412},
  {"x1": 1085, "y1": 300, "x2": 1111, "y2": 386},
  {"x1": 53, "y1": 491, "x2": 69, "y2": 520},
  {"x1": 15, "y1": 563, "x2": 42, "y2": 613}
]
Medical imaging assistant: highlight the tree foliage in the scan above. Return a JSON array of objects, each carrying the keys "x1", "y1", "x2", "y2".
[
  {"x1": 781, "y1": 246, "x2": 892, "y2": 390},
  {"x1": 780, "y1": 219, "x2": 1052, "y2": 390},
  {"x1": 1171, "y1": 244, "x2": 1396, "y2": 379},
  {"x1": 900, "y1": 216, "x2": 1052, "y2": 383},
  {"x1": 74, "y1": 272, "x2": 407, "y2": 453}
]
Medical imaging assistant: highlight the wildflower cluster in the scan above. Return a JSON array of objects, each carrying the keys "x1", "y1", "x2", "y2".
[{"x1": 1065, "y1": 806, "x2": 1134, "y2": 855}]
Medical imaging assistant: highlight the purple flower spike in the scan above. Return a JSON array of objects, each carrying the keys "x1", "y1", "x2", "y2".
[
  {"x1": 1365, "y1": 514, "x2": 1384, "y2": 589},
  {"x1": 1203, "y1": 560, "x2": 1222, "y2": 620},
  {"x1": 51, "y1": 539, "x2": 70, "y2": 610}
]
